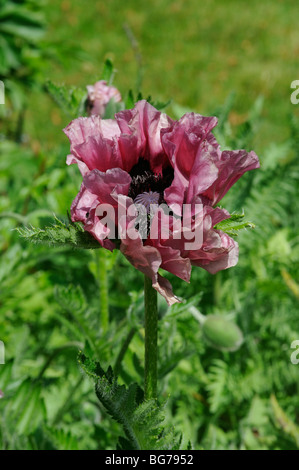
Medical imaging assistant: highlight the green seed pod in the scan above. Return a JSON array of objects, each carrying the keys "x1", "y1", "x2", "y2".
[{"x1": 202, "y1": 315, "x2": 244, "y2": 352}]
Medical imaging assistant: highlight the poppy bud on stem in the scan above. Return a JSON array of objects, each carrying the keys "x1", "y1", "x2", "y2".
[{"x1": 144, "y1": 275, "x2": 158, "y2": 400}]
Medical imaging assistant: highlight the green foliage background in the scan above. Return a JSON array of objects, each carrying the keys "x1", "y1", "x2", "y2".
[{"x1": 0, "y1": 0, "x2": 299, "y2": 450}]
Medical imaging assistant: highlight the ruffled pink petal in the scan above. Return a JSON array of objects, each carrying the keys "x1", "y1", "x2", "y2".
[
  {"x1": 203, "y1": 149, "x2": 260, "y2": 205},
  {"x1": 116, "y1": 100, "x2": 174, "y2": 173},
  {"x1": 83, "y1": 168, "x2": 131, "y2": 206},
  {"x1": 70, "y1": 184, "x2": 115, "y2": 250},
  {"x1": 63, "y1": 116, "x2": 122, "y2": 172},
  {"x1": 64, "y1": 116, "x2": 119, "y2": 148},
  {"x1": 119, "y1": 216, "x2": 180, "y2": 305},
  {"x1": 146, "y1": 209, "x2": 191, "y2": 281},
  {"x1": 185, "y1": 137, "x2": 220, "y2": 205},
  {"x1": 152, "y1": 242, "x2": 191, "y2": 282},
  {"x1": 70, "y1": 184, "x2": 98, "y2": 223},
  {"x1": 66, "y1": 154, "x2": 89, "y2": 176},
  {"x1": 204, "y1": 205, "x2": 231, "y2": 226},
  {"x1": 189, "y1": 231, "x2": 239, "y2": 274},
  {"x1": 84, "y1": 204, "x2": 115, "y2": 251},
  {"x1": 65, "y1": 100, "x2": 260, "y2": 303},
  {"x1": 147, "y1": 204, "x2": 238, "y2": 275},
  {"x1": 153, "y1": 274, "x2": 181, "y2": 306},
  {"x1": 120, "y1": 220, "x2": 162, "y2": 279},
  {"x1": 162, "y1": 113, "x2": 220, "y2": 211},
  {"x1": 74, "y1": 136, "x2": 121, "y2": 173},
  {"x1": 162, "y1": 113, "x2": 218, "y2": 178},
  {"x1": 163, "y1": 178, "x2": 186, "y2": 215}
]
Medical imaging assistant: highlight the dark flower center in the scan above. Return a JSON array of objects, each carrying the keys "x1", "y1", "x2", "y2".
[
  {"x1": 128, "y1": 158, "x2": 174, "y2": 204},
  {"x1": 128, "y1": 158, "x2": 174, "y2": 239}
]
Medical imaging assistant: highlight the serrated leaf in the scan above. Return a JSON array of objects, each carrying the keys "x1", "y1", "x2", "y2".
[
  {"x1": 45, "y1": 81, "x2": 87, "y2": 117},
  {"x1": 124, "y1": 91, "x2": 169, "y2": 112},
  {"x1": 148, "y1": 98, "x2": 171, "y2": 111},
  {"x1": 55, "y1": 284, "x2": 87, "y2": 314},
  {"x1": 206, "y1": 360, "x2": 229, "y2": 414},
  {"x1": 78, "y1": 352, "x2": 181, "y2": 450},
  {"x1": 16, "y1": 216, "x2": 102, "y2": 250},
  {"x1": 124, "y1": 90, "x2": 144, "y2": 109},
  {"x1": 214, "y1": 211, "x2": 255, "y2": 236}
]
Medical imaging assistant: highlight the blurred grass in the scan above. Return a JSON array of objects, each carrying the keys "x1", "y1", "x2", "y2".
[{"x1": 27, "y1": 0, "x2": 299, "y2": 154}]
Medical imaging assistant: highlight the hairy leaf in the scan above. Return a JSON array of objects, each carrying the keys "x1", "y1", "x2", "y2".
[
  {"x1": 214, "y1": 211, "x2": 255, "y2": 237},
  {"x1": 45, "y1": 81, "x2": 87, "y2": 117},
  {"x1": 78, "y1": 352, "x2": 181, "y2": 450},
  {"x1": 17, "y1": 217, "x2": 101, "y2": 250}
]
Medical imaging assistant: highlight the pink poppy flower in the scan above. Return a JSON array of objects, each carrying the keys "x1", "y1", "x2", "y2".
[
  {"x1": 64, "y1": 100, "x2": 260, "y2": 305},
  {"x1": 86, "y1": 80, "x2": 122, "y2": 117}
]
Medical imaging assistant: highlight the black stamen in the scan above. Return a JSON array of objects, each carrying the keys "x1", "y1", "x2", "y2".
[
  {"x1": 128, "y1": 157, "x2": 175, "y2": 239},
  {"x1": 128, "y1": 157, "x2": 174, "y2": 202}
]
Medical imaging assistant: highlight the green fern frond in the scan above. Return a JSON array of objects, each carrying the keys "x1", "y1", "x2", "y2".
[
  {"x1": 215, "y1": 211, "x2": 255, "y2": 237},
  {"x1": 78, "y1": 352, "x2": 181, "y2": 450},
  {"x1": 206, "y1": 359, "x2": 229, "y2": 414}
]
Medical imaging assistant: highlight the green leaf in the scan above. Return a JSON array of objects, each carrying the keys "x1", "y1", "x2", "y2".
[
  {"x1": 103, "y1": 97, "x2": 123, "y2": 119},
  {"x1": 125, "y1": 89, "x2": 135, "y2": 109},
  {"x1": 271, "y1": 395, "x2": 299, "y2": 448},
  {"x1": 158, "y1": 349, "x2": 195, "y2": 379},
  {"x1": 147, "y1": 98, "x2": 171, "y2": 111},
  {"x1": 214, "y1": 211, "x2": 255, "y2": 237},
  {"x1": 0, "y1": 22, "x2": 44, "y2": 41},
  {"x1": 102, "y1": 58, "x2": 114, "y2": 84},
  {"x1": 0, "y1": 35, "x2": 20, "y2": 72},
  {"x1": 54, "y1": 284, "x2": 99, "y2": 353},
  {"x1": 0, "y1": 359, "x2": 13, "y2": 389},
  {"x1": 78, "y1": 352, "x2": 181, "y2": 450},
  {"x1": 16, "y1": 385, "x2": 46, "y2": 435},
  {"x1": 206, "y1": 360, "x2": 229, "y2": 414},
  {"x1": 42, "y1": 428, "x2": 79, "y2": 451},
  {"x1": 55, "y1": 284, "x2": 88, "y2": 316},
  {"x1": 124, "y1": 89, "x2": 144, "y2": 109},
  {"x1": 123, "y1": 91, "x2": 169, "y2": 111},
  {"x1": 16, "y1": 216, "x2": 102, "y2": 250},
  {"x1": 0, "y1": 3, "x2": 45, "y2": 42},
  {"x1": 45, "y1": 81, "x2": 87, "y2": 117}
]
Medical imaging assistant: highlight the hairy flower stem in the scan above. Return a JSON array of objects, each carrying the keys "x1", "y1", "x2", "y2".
[
  {"x1": 96, "y1": 249, "x2": 109, "y2": 332},
  {"x1": 144, "y1": 275, "x2": 158, "y2": 400},
  {"x1": 114, "y1": 327, "x2": 136, "y2": 376}
]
